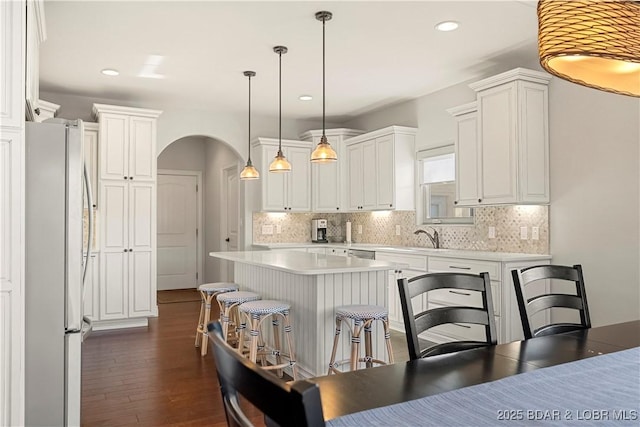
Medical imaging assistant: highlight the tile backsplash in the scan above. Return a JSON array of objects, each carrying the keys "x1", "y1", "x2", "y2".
[{"x1": 253, "y1": 206, "x2": 549, "y2": 254}]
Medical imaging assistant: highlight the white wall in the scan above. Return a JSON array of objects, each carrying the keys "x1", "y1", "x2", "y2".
[
  {"x1": 203, "y1": 138, "x2": 243, "y2": 283},
  {"x1": 157, "y1": 136, "x2": 206, "y2": 171},
  {"x1": 548, "y1": 79, "x2": 640, "y2": 326},
  {"x1": 343, "y1": 68, "x2": 640, "y2": 326}
]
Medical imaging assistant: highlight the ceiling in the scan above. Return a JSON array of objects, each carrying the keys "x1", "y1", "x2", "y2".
[{"x1": 40, "y1": 1, "x2": 540, "y2": 123}]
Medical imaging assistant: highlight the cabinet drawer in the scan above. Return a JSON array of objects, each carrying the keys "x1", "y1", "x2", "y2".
[
  {"x1": 428, "y1": 257, "x2": 501, "y2": 281},
  {"x1": 429, "y1": 282, "x2": 500, "y2": 316},
  {"x1": 376, "y1": 252, "x2": 427, "y2": 271}
]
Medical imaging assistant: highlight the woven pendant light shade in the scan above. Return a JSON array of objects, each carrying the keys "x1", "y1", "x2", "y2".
[{"x1": 538, "y1": 0, "x2": 640, "y2": 97}]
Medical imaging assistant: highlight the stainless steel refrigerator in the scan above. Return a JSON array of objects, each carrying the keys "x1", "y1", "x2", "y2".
[{"x1": 25, "y1": 119, "x2": 94, "y2": 426}]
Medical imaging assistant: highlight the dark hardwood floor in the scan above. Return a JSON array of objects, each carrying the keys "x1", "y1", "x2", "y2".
[
  {"x1": 82, "y1": 299, "x2": 264, "y2": 426},
  {"x1": 82, "y1": 296, "x2": 410, "y2": 426}
]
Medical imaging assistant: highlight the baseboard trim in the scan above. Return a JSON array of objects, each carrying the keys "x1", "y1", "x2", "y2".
[{"x1": 92, "y1": 317, "x2": 149, "y2": 331}]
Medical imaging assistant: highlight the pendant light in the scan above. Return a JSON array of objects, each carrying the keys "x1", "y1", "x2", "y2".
[
  {"x1": 269, "y1": 46, "x2": 292, "y2": 172},
  {"x1": 538, "y1": 0, "x2": 640, "y2": 97},
  {"x1": 240, "y1": 71, "x2": 260, "y2": 180},
  {"x1": 311, "y1": 10, "x2": 338, "y2": 163}
]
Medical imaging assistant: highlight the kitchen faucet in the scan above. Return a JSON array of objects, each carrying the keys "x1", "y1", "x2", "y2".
[{"x1": 414, "y1": 228, "x2": 440, "y2": 249}]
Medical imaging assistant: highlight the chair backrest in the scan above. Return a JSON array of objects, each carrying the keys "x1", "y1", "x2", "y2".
[
  {"x1": 511, "y1": 264, "x2": 591, "y2": 339},
  {"x1": 207, "y1": 321, "x2": 325, "y2": 427},
  {"x1": 397, "y1": 272, "x2": 497, "y2": 360}
]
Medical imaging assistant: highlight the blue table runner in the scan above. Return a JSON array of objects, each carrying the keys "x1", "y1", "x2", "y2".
[{"x1": 328, "y1": 347, "x2": 640, "y2": 426}]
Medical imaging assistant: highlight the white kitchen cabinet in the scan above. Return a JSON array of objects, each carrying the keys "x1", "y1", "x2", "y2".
[
  {"x1": 25, "y1": 0, "x2": 45, "y2": 122},
  {"x1": 253, "y1": 138, "x2": 311, "y2": 212},
  {"x1": 83, "y1": 122, "x2": 99, "y2": 208},
  {"x1": 307, "y1": 247, "x2": 327, "y2": 255},
  {"x1": 328, "y1": 247, "x2": 349, "y2": 257},
  {"x1": 93, "y1": 104, "x2": 161, "y2": 328},
  {"x1": 345, "y1": 126, "x2": 416, "y2": 211},
  {"x1": 447, "y1": 102, "x2": 480, "y2": 206},
  {"x1": 93, "y1": 104, "x2": 160, "y2": 182},
  {"x1": 464, "y1": 68, "x2": 551, "y2": 206},
  {"x1": 34, "y1": 99, "x2": 60, "y2": 122},
  {"x1": 83, "y1": 253, "x2": 99, "y2": 321},
  {"x1": 375, "y1": 251, "x2": 428, "y2": 331},
  {"x1": 300, "y1": 128, "x2": 363, "y2": 212},
  {"x1": 99, "y1": 181, "x2": 156, "y2": 319}
]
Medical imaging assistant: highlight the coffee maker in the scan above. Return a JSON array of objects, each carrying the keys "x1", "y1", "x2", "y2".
[{"x1": 311, "y1": 219, "x2": 328, "y2": 243}]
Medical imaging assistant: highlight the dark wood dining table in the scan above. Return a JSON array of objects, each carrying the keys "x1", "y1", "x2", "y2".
[{"x1": 307, "y1": 320, "x2": 640, "y2": 422}]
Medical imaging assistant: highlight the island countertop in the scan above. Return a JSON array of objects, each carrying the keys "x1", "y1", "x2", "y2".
[{"x1": 209, "y1": 250, "x2": 399, "y2": 275}]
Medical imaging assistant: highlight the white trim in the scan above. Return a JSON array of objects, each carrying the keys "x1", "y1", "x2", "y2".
[
  {"x1": 32, "y1": 0, "x2": 46, "y2": 42},
  {"x1": 469, "y1": 67, "x2": 552, "y2": 92},
  {"x1": 92, "y1": 103, "x2": 162, "y2": 120},
  {"x1": 343, "y1": 125, "x2": 418, "y2": 146},
  {"x1": 221, "y1": 163, "x2": 241, "y2": 281},
  {"x1": 91, "y1": 317, "x2": 148, "y2": 331},
  {"x1": 157, "y1": 169, "x2": 204, "y2": 287}
]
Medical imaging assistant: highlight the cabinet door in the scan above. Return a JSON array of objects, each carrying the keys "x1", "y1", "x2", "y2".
[
  {"x1": 286, "y1": 146, "x2": 311, "y2": 212},
  {"x1": 128, "y1": 249, "x2": 155, "y2": 317},
  {"x1": 312, "y1": 135, "x2": 341, "y2": 212},
  {"x1": 346, "y1": 144, "x2": 363, "y2": 211},
  {"x1": 261, "y1": 145, "x2": 287, "y2": 211},
  {"x1": 100, "y1": 113, "x2": 129, "y2": 180},
  {"x1": 376, "y1": 135, "x2": 395, "y2": 209},
  {"x1": 361, "y1": 139, "x2": 377, "y2": 209},
  {"x1": 455, "y1": 111, "x2": 480, "y2": 206},
  {"x1": 84, "y1": 125, "x2": 99, "y2": 208},
  {"x1": 129, "y1": 182, "x2": 154, "y2": 251},
  {"x1": 478, "y1": 83, "x2": 518, "y2": 204},
  {"x1": 100, "y1": 251, "x2": 128, "y2": 319},
  {"x1": 129, "y1": 117, "x2": 156, "y2": 181}
]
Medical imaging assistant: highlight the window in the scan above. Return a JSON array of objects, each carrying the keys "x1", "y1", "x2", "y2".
[{"x1": 417, "y1": 145, "x2": 473, "y2": 225}]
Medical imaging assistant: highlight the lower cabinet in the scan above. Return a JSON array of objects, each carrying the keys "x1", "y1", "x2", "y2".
[{"x1": 328, "y1": 247, "x2": 349, "y2": 257}]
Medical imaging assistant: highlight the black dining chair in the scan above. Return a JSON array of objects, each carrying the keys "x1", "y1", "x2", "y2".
[
  {"x1": 207, "y1": 321, "x2": 325, "y2": 427},
  {"x1": 511, "y1": 264, "x2": 591, "y2": 339},
  {"x1": 397, "y1": 272, "x2": 497, "y2": 360}
]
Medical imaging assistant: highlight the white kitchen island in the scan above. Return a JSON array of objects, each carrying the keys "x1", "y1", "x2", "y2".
[{"x1": 209, "y1": 250, "x2": 398, "y2": 378}]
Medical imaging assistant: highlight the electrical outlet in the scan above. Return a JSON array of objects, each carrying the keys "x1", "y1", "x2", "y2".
[
  {"x1": 276, "y1": 224, "x2": 282, "y2": 234},
  {"x1": 262, "y1": 224, "x2": 273, "y2": 235},
  {"x1": 488, "y1": 226, "x2": 496, "y2": 239},
  {"x1": 520, "y1": 226, "x2": 528, "y2": 240},
  {"x1": 395, "y1": 225, "x2": 401, "y2": 236},
  {"x1": 532, "y1": 226, "x2": 539, "y2": 240},
  {"x1": 357, "y1": 224, "x2": 363, "y2": 234}
]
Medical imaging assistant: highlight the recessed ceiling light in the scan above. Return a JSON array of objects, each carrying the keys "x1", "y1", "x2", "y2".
[
  {"x1": 101, "y1": 69, "x2": 119, "y2": 76},
  {"x1": 299, "y1": 95, "x2": 313, "y2": 101},
  {"x1": 435, "y1": 21, "x2": 459, "y2": 32}
]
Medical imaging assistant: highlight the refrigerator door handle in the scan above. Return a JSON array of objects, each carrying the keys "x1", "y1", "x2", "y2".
[
  {"x1": 83, "y1": 163, "x2": 94, "y2": 284},
  {"x1": 81, "y1": 315, "x2": 93, "y2": 341}
]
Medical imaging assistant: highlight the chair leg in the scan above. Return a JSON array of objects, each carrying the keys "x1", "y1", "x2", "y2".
[
  {"x1": 328, "y1": 317, "x2": 343, "y2": 375},
  {"x1": 272, "y1": 317, "x2": 283, "y2": 377},
  {"x1": 248, "y1": 313, "x2": 261, "y2": 363},
  {"x1": 363, "y1": 319, "x2": 373, "y2": 368},
  {"x1": 350, "y1": 319, "x2": 363, "y2": 371},
  {"x1": 236, "y1": 313, "x2": 248, "y2": 355},
  {"x1": 195, "y1": 291, "x2": 206, "y2": 348},
  {"x1": 282, "y1": 310, "x2": 297, "y2": 380},
  {"x1": 200, "y1": 292, "x2": 214, "y2": 357},
  {"x1": 220, "y1": 302, "x2": 231, "y2": 343},
  {"x1": 383, "y1": 317, "x2": 394, "y2": 364}
]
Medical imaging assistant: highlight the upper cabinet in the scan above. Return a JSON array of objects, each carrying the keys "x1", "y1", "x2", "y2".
[
  {"x1": 456, "y1": 68, "x2": 551, "y2": 206},
  {"x1": 252, "y1": 138, "x2": 312, "y2": 212},
  {"x1": 92, "y1": 104, "x2": 162, "y2": 182},
  {"x1": 299, "y1": 128, "x2": 363, "y2": 212},
  {"x1": 447, "y1": 102, "x2": 480, "y2": 206},
  {"x1": 25, "y1": 0, "x2": 46, "y2": 122},
  {"x1": 84, "y1": 122, "x2": 99, "y2": 208},
  {"x1": 344, "y1": 126, "x2": 416, "y2": 211},
  {"x1": 34, "y1": 99, "x2": 60, "y2": 122}
]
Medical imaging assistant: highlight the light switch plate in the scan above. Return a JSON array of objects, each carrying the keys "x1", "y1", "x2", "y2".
[
  {"x1": 395, "y1": 225, "x2": 401, "y2": 236},
  {"x1": 520, "y1": 226, "x2": 528, "y2": 240},
  {"x1": 262, "y1": 224, "x2": 273, "y2": 235},
  {"x1": 531, "y1": 226, "x2": 539, "y2": 240},
  {"x1": 488, "y1": 226, "x2": 496, "y2": 239}
]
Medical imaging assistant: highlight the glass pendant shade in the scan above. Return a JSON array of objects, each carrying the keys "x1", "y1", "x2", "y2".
[
  {"x1": 313, "y1": 11, "x2": 338, "y2": 163},
  {"x1": 240, "y1": 70, "x2": 259, "y2": 180},
  {"x1": 269, "y1": 150, "x2": 292, "y2": 172},
  {"x1": 538, "y1": 0, "x2": 640, "y2": 97},
  {"x1": 240, "y1": 160, "x2": 260, "y2": 180},
  {"x1": 310, "y1": 135, "x2": 338, "y2": 163}
]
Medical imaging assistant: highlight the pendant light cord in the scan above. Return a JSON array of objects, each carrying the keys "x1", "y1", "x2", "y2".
[
  {"x1": 279, "y1": 50, "x2": 282, "y2": 153},
  {"x1": 248, "y1": 73, "x2": 252, "y2": 162},
  {"x1": 322, "y1": 16, "x2": 326, "y2": 139}
]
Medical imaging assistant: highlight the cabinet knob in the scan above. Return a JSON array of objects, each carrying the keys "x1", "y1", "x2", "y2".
[
  {"x1": 454, "y1": 201, "x2": 458, "y2": 205},
  {"x1": 478, "y1": 198, "x2": 482, "y2": 203},
  {"x1": 130, "y1": 248, "x2": 133, "y2": 252},
  {"x1": 124, "y1": 249, "x2": 128, "y2": 252},
  {"x1": 35, "y1": 108, "x2": 41, "y2": 116},
  {"x1": 336, "y1": 207, "x2": 339, "y2": 210},
  {"x1": 389, "y1": 204, "x2": 392, "y2": 208},
  {"x1": 124, "y1": 176, "x2": 128, "y2": 180},
  {"x1": 130, "y1": 176, "x2": 133, "y2": 180}
]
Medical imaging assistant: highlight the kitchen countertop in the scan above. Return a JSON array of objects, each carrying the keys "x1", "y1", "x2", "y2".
[
  {"x1": 252, "y1": 243, "x2": 552, "y2": 262},
  {"x1": 209, "y1": 251, "x2": 399, "y2": 275}
]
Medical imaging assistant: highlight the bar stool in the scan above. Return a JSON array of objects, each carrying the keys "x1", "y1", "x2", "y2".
[
  {"x1": 328, "y1": 304, "x2": 394, "y2": 374},
  {"x1": 238, "y1": 300, "x2": 297, "y2": 380},
  {"x1": 195, "y1": 282, "x2": 239, "y2": 356},
  {"x1": 216, "y1": 291, "x2": 261, "y2": 349}
]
